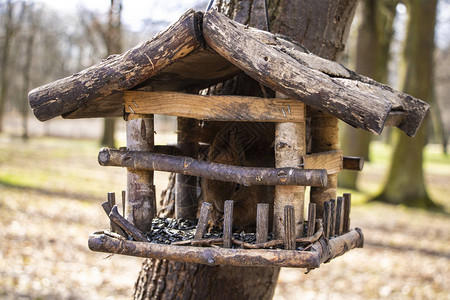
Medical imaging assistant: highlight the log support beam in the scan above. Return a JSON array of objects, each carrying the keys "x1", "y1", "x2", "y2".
[
  {"x1": 98, "y1": 148, "x2": 327, "y2": 187},
  {"x1": 309, "y1": 109, "x2": 339, "y2": 218},
  {"x1": 274, "y1": 94, "x2": 306, "y2": 239},
  {"x1": 125, "y1": 113, "x2": 155, "y2": 233}
]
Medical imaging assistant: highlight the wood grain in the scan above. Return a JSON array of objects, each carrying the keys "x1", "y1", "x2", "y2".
[
  {"x1": 303, "y1": 150, "x2": 343, "y2": 175},
  {"x1": 124, "y1": 91, "x2": 305, "y2": 122}
]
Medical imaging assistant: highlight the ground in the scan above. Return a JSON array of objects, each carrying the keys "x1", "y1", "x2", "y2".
[{"x1": 0, "y1": 134, "x2": 449, "y2": 299}]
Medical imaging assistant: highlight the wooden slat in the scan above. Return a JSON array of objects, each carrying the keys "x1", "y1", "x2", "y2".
[
  {"x1": 284, "y1": 206, "x2": 296, "y2": 250},
  {"x1": 223, "y1": 200, "x2": 234, "y2": 248},
  {"x1": 124, "y1": 91, "x2": 305, "y2": 122},
  {"x1": 306, "y1": 203, "x2": 316, "y2": 237},
  {"x1": 256, "y1": 203, "x2": 269, "y2": 244},
  {"x1": 303, "y1": 150, "x2": 343, "y2": 175},
  {"x1": 343, "y1": 193, "x2": 352, "y2": 233},
  {"x1": 194, "y1": 202, "x2": 213, "y2": 240}
]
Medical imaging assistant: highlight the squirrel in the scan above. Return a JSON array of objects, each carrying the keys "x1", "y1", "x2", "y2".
[{"x1": 201, "y1": 122, "x2": 274, "y2": 232}]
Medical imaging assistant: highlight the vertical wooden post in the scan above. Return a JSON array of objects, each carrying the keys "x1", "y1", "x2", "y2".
[
  {"x1": 335, "y1": 196, "x2": 344, "y2": 235},
  {"x1": 223, "y1": 200, "x2": 234, "y2": 248},
  {"x1": 107, "y1": 192, "x2": 116, "y2": 231},
  {"x1": 284, "y1": 205, "x2": 296, "y2": 250},
  {"x1": 323, "y1": 201, "x2": 332, "y2": 238},
  {"x1": 256, "y1": 203, "x2": 269, "y2": 244},
  {"x1": 126, "y1": 113, "x2": 155, "y2": 233},
  {"x1": 306, "y1": 202, "x2": 316, "y2": 237},
  {"x1": 330, "y1": 199, "x2": 336, "y2": 237},
  {"x1": 176, "y1": 117, "x2": 199, "y2": 220},
  {"x1": 194, "y1": 202, "x2": 213, "y2": 240},
  {"x1": 309, "y1": 108, "x2": 339, "y2": 219},
  {"x1": 274, "y1": 92, "x2": 305, "y2": 240},
  {"x1": 343, "y1": 193, "x2": 352, "y2": 232}
]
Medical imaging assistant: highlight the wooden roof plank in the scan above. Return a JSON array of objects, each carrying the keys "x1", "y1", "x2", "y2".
[
  {"x1": 123, "y1": 91, "x2": 305, "y2": 122},
  {"x1": 203, "y1": 10, "x2": 429, "y2": 136},
  {"x1": 28, "y1": 9, "x2": 203, "y2": 121}
]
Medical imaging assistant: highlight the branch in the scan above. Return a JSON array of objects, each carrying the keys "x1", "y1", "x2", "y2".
[{"x1": 98, "y1": 148, "x2": 327, "y2": 187}]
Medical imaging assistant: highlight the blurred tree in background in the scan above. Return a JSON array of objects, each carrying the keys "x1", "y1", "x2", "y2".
[
  {"x1": 100, "y1": 0, "x2": 122, "y2": 148},
  {"x1": 374, "y1": 0, "x2": 439, "y2": 208},
  {"x1": 339, "y1": 0, "x2": 398, "y2": 190}
]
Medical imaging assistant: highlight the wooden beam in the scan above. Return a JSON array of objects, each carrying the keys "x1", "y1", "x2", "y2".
[
  {"x1": 125, "y1": 113, "x2": 155, "y2": 233},
  {"x1": 98, "y1": 148, "x2": 327, "y2": 187},
  {"x1": 303, "y1": 150, "x2": 343, "y2": 175},
  {"x1": 273, "y1": 90, "x2": 306, "y2": 239},
  {"x1": 29, "y1": 9, "x2": 202, "y2": 122},
  {"x1": 203, "y1": 10, "x2": 429, "y2": 136},
  {"x1": 88, "y1": 228, "x2": 364, "y2": 269},
  {"x1": 309, "y1": 109, "x2": 339, "y2": 219},
  {"x1": 124, "y1": 91, "x2": 305, "y2": 122}
]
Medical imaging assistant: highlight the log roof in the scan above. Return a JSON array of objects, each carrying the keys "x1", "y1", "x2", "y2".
[{"x1": 28, "y1": 9, "x2": 429, "y2": 137}]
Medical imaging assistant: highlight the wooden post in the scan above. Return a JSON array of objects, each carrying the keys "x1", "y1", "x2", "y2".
[
  {"x1": 194, "y1": 202, "x2": 213, "y2": 240},
  {"x1": 309, "y1": 108, "x2": 339, "y2": 219},
  {"x1": 284, "y1": 205, "x2": 296, "y2": 250},
  {"x1": 126, "y1": 113, "x2": 155, "y2": 233},
  {"x1": 307, "y1": 202, "x2": 316, "y2": 237},
  {"x1": 176, "y1": 117, "x2": 198, "y2": 220},
  {"x1": 121, "y1": 190, "x2": 126, "y2": 217},
  {"x1": 323, "y1": 201, "x2": 332, "y2": 238},
  {"x1": 336, "y1": 196, "x2": 344, "y2": 235},
  {"x1": 274, "y1": 92, "x2": 305, "y2": 239},
  {"x1": 256, "y1": 203, "x2": 269, "y2": 244},
  {"x1": 330, "y1": 199, "x2": 336, "y2": 237},
  {"x1": 343, "y1": 193, "x2": 352, "y2": 232},
  {"x1": 223, "y1": 200, "x2": 234, "y2": 248}
]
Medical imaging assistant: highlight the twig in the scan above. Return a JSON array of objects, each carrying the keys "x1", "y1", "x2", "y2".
[{"x1": 109, "y1": 205, "x2": 148, "y2": 242}]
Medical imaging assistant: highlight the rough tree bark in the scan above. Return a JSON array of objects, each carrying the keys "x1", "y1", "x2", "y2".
[
  {"x1": 373, "y1": 0, "x2": 438, "y2": 209},
  {"x1": 133, "y1": 1, "x2": 358, "y2": 299},
  {"x1": 339, "y1": 0, "x2": 398, "y2": 190}
]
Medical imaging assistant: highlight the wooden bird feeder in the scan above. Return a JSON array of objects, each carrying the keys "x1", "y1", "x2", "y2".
[{"x1": 28, "y1": 9, "x2": 429, "y2": 270}]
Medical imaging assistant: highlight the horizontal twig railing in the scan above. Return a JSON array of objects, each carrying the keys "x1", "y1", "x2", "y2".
[
  {"x1": 98, "y1": 148, "x2": 328, "y2": 187},
  {"x1": 88, "y1": 228, "x2": 363, "y2": 269}
]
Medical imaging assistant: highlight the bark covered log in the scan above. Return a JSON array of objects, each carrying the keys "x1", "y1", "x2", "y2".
[
  {"x1": 202, "y1": 10, "x2": 428, "y2": 136},
  {"x1": 28, "y1": 9, "x2": 202, "y2": 121},
  {"x1": 98, "y1": 148, "x2": 327, "y2": 187},
  {"x1": 88, "y1": 227, "x2": 363, "y2": 269}
]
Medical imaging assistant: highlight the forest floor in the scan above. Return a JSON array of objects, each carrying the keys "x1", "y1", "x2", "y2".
[{"x1": 0, "y1": 134, "x2": 449, "y2": 300}]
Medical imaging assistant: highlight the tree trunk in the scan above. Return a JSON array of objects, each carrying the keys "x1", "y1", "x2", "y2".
[
  {"x1": 339, "y1": 0, "x2": 398, "y2": 190},
  {"x1": 100, "y1": 0, "x2": 122, "y2": 147},
  {"x1": 134, "y1": 1, "x2": 358, "y2": 299},
  {"x1": 0, "y1": 1, "x2": 25, "y2": 132},
  {"x1": 20, "y1": 5, "x2": 35, "y2": 140},
  {"x1": 373, "y1": 0, "x2": 438, "y2": 209}
]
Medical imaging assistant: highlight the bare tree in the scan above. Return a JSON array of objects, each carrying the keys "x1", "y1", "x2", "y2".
[
  {"x1": 374, "y1": 0, "x2": 439, "y2": 208},
  {"x1": 19, "y1": 2, "x2": 37, "y2": 139},
  {"x1": 340, "y1": 0, "x2": 399, "y2": 189},
  {"x1": 0, "y1": 0, "x2": 26, "y2": 132}
]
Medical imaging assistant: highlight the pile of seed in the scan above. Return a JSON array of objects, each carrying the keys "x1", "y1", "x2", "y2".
[{"x1": 146, "y1": 218, "x2": 197, "y2": 244}]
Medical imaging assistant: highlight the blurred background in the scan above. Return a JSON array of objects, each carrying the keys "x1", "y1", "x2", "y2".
[{"x1": 0, "y1": 0, "x2": 449, "y2": 299}]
